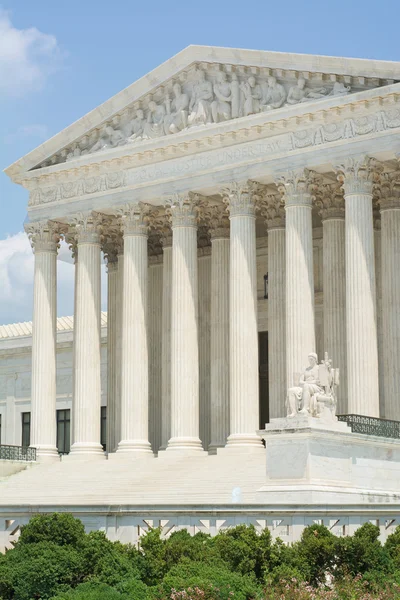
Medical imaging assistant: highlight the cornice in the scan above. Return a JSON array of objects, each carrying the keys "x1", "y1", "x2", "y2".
[{"x1": 23, "y1": 91, "x2": 400, "y2": 211}]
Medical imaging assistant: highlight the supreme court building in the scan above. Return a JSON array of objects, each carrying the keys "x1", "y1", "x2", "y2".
[{"x1": 1, "y1": 46, "x2": 400, "y2": 548}]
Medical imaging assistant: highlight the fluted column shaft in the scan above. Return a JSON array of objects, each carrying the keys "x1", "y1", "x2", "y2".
[
  {"x1": 380, "y1": 191, "x2": 400, "y2": 419},
  {"x1": 160, "y1": 236, "x2": 172, "y2": 450},
  {"x1": 26, "y1": 223, "x2": 59, "y2": 460},
  {"x1": 209, "y1": 227, "x2": 230, "y2": 449},
  {"x1": 337, "y1": 157, "x2": 379, "y2": 416},
  {"x1": 114, "y1": 252, "x2": 123, "y2": 448},
  {"x1": 317, "y1": 185, "x2": 347, "y2": 414},
  {"x1": 322, "y1": 217, "x2": 346, "y2": 412},
  {"x1": 226, "y1": 184, "x2": 260, "y2": 447},
  {"x1": 168, "y1": 196, "x2": 203, "y2": 452},
  {"x1": 118, "y1": 204, "x2": 152, "y2": 453},
  {"x1": 70, "y1": 216, "x2": 104, "y2": 456},
  {"x1": 278, "y1": 171, "x2": 316, "y2": 389},
  {"x1": 374, "y1": 221, "x2": 384, "y2": 417},
  {"x1": 267, "y1": 225, "x2": 286, "y2": 418},
  {"x1": 106, "y1": 259, "x2": 118, "y2": 453}
]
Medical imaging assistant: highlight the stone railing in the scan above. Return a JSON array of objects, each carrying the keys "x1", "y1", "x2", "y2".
[
  {"x1": 0, "y1": 445, "x2": 37, "y2": 462},
  {"x1": 337, "y1": 414, "x2": 400, "y2": 439}
]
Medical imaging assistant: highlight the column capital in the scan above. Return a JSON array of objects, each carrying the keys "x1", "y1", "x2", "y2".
[
  {"x1": 334, "y1": 155, "x2": 382, "y2": 195},
  {"x1": 117, "y1": 202, "x2": 151, "y2": 236},
  {"x1": 275, "y1": 168, "x2": 319, "y2": 207},
  {"x1": 203, "y1": 204, "x2": 230, "y2": 239},
  {"x1": 69, "y1": 212, "x2": 103, "y2": 245},
  {"x1": 259, "y1": 190, "x2": 285, "y2": 230},
  {"x1": 102, "y1": 225, "x2": 123, "y2": 269},
  {"x1": 166, "y1": 192, "x2": 199, "y2": 228},
  {"x1": 315, "y1": 183, "x2": 345, "y2": 221},
  {"x1": 376, "y1": 170, "x2": 400, "y2": 211},
  {"x1": 222, "y1": 180, "x2": 257, "y2": 217},
  {"x1": 25, "y1": 220, "x2": 64, "y2": 253}
]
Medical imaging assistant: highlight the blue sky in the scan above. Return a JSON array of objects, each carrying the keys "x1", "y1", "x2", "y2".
[{"x1": 0, "y1": 0, "x2": 399, "y2": 324}]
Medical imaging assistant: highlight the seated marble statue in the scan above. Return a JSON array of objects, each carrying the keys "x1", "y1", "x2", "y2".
[
  {"x1": 287, "y1": 352, "x2": 322, "y2": 417},
  {"x1": 261, "y1": 76, "x2": 286, "y2": 110},
  {"x1": 287, "y1": 352, "x2": 339, "y2": 421}
]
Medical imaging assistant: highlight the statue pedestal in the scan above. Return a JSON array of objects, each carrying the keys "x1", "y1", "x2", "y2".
[{"x1": 258, "y1": 416, "x2": 400, "y2": 505}]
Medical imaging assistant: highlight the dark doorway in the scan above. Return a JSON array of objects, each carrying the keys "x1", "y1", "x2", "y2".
[
  {"x1": 57, "y1": 409, "x2": 71, "y2": 454},
  {"x1": 258, "y1": 331, "x2": 269, "y2": 429}
]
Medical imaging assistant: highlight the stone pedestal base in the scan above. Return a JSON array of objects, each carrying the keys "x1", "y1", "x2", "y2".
[{"x1": 258, "y1": 416, "x2": 400, "y2": 504}]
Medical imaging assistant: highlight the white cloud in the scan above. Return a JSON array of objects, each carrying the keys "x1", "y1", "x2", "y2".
[
  {"x1": 0, "y1": 233, "x2": 107, "y2": 326},
  {"x1": 0, "y1": 8, "x2": 61, "y2": 96}
]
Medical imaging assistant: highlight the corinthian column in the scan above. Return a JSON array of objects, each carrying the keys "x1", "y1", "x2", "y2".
[
  {"x1": 103, "y1": 230, "x2": 121, "y2": 453},
  {"x1": 316, "y1": 184, "x2": 347, "y2": 414},
  {"x1": 25, "y1": 221, "x2": 61, "y2": 460},
  {"x1": 260, "y1": 191, "x2": 286, "y2": 419},
  {"x1": 167, "y1": 194, "x2": 203, "y2": 452},
  {"x1": 117, "y1": 203, "x2": 152, "y2": 454},
  {"x1": 160, "y1": 231, "x2": 172, "y2": 450},
  {"x1": 224, "y1": 182, "x2": 260, "y2": 447},
  {"x1": 70, "y1": 213, "x2": 104, "y2": 457},
  {"x1": 335, "y1": 156, "x2": 380, "y2": 417},
  {"x1": 378, "y1": 169, "x2": 400, "y2": 419},
  {"x1": 276, "y1": 169, "x2": 317, "y2": 389},
  {"x1": 209, "y1": 205, "x2": 230, "y2": 451}
]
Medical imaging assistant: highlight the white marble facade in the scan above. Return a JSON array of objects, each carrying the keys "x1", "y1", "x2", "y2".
[{"x1": 2, "y1": 46, "x2": 400, "y2": 546}]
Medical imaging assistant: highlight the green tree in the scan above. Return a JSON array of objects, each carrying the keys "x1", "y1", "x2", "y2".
[
  {"x1": 0, "y1": 541, "x2": 82, "y2": 600},
  {"x1": 139, "y1": 527, "x2": 167, "y2": 585},
  {"x1": 294, "y1": 524, "x2": 337, "y2": 585},
  {"x1": 212, "y1": 524, "x2": 272, "y2": 581},
  {"x1": 18, "y1": 513, "x2": 86, "y2": 548},
  {"x1": 336, "y1": 522, "x2": 390, "y2": 580},
  {"x1": 163, "y1": 530, "x2": 213, "y2": 572}
]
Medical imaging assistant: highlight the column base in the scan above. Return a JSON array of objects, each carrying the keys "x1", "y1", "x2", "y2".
[
  {"x1": 34, "y1": 445, "x2": 60, "y2": 462},
  {"x1": 116, "y1": 440, "x2": 153, "y2": 454},
  {"x1": 165, "y1": 436, "x2": 205, "y2": 454},
  {"x1": 226, "y1": 433, "x2": 263, "y2": 448},
  {"x1": 68, "y1": 442, "x2": 105, "y2": 459},
  {"x1": 208, "y1": 443, "x2": 225, "y2": 455}
]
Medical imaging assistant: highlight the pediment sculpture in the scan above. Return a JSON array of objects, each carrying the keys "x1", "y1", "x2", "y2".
[
  {"x1": 43, "y1": 67, "x2": 355, "y2": 168},
  {"x1": 287, "y1": 352, "x2": 339, "y2": 422}
]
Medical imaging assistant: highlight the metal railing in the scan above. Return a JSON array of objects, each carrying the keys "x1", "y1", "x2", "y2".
[
  {"x1": 337, "y1": 414, "x2": 400, "y2": 439},
  {"x1": 0, "y1": 444, "x2": 37, "y2": 462}
]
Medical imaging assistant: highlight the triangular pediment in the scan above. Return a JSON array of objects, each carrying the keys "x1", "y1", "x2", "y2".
[{"x1": 5, "y1": 45, "x2": 400, "y2": 179}]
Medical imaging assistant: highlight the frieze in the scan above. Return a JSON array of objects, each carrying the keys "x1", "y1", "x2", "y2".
[
  {"x1": 35, "y1": 61, "x2": 393, "y2": 169},
  {"x1": 26, "y1": 105, "x2": 400, "y2": 208}
]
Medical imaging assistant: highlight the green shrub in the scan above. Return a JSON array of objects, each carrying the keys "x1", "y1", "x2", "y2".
[
  {"x1": 156, "y1": 560, "x2": 260, "y2": 600},
  {"x1": 50, "y1": 581, "x2": 130, "y2": 599}
]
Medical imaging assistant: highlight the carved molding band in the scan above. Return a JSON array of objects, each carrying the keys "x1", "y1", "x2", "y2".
[{"x1": 26, "y1": 105, "x2": 400, "y2": 208}]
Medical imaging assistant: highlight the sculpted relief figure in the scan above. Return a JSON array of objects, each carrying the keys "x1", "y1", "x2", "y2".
[
  {"x1": 127, "y1": 109, "x2": 145, "y2": 142},
  {"x1": 261, "y1": 76, "x2": 286, "y2": 110},
  {"x1": 211, "y1": 72, "x2": 232, "y2": 123},
  {"x1": 90, "y1": 124, "x2": 125, "y2": 153},
  {"x1": 188, "y1": 69, "x2": 213, "y2": 126},
  {"x1": 164, "y1": 83, "x2": 189, "y2": 134},
  {"x1": 240, "y1": 76, "x2": 262, "y2": 116},
  {"x1": 287, "y1": 78, "x2": 327, "y2": 105},
  {"x1": 230, "y1": 73, "x2": 240, "y2": 118},
  {"x1": 330, "y1": 81, "x2": 351, "y2": 96},
  {"x1": 143, "y1": 100, "x2": 167, "y2": 139}
]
